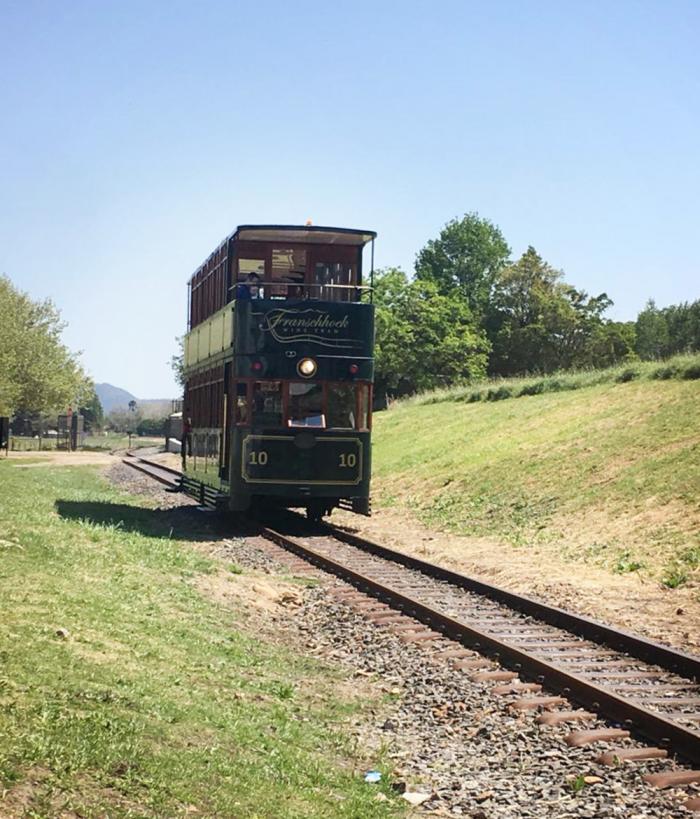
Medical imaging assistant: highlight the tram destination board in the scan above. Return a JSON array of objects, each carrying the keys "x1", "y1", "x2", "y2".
[{"x1": 242, "y1": 434, "x2": 362, "y2": 485}]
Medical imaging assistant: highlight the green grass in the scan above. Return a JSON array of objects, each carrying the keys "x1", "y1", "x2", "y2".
[
  {"x1": 9, "y1": 433, "x2": 162, "y2": 453},
  {"x1": 0, "y1": 462, "x2": 401, "y2": 818},
  {"x1": 402, "y1": 352, "x2": 700, "y2": 408},
  {"x1": 373, "y1": 372, "x2": 700, "y2": 586},
  {"x1": 82, "y1": 434, "x2": 163, "y2": 452}
]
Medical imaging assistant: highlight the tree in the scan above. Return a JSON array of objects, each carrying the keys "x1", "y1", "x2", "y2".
[
  {"x1": 79, "y1": 387, "x2": 104, "y2": 432},
  {"x1": 415, "y1": 213, "x2": 511, "y2": 316},
  {"x1": 373, "y1": 268, "x2": 490, "y2": 398},
  {"x1": 0, "y1": 275, "x2": 89, "y2": 416},
  {"x1": 106, "y1": 407, "x2": 142, "y2": 433},
  {"x1": 582, "y1": 321, "x2": 637, "y2": 368},
  {"x1": 488, "y1": 247, "x2": 613, "y2": 375},
  {"x1": 635, "y1": 300, "x2": 670, "y2": 360},
  {"x1": 655, "y1": 300, "x2": 700, "y2": 356},
  {"x1": 171, "y1": 336, "x2": 185, "y2": 389},
  {"x1": 137, "y1": 416, "x2": 167, "y2": 436}
]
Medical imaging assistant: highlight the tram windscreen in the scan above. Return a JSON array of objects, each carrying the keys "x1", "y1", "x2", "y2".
[
  {"x1": 252, "y1": 381, "x2": 283, "y2": 427},
  {"x1": 288, "y1": 382, "x2": 325, "y2": 428},
  {"x1": 327, "y1": 383, "x2": 355, "y2": 429}
]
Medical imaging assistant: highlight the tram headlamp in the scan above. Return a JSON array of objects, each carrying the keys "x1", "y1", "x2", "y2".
[{"x1": 297, "y1": 357, "x2": 317, "y2": 378}]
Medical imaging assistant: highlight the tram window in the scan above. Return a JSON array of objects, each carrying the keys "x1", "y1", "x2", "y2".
[
  {"x1": 271, "y1": 248, "x2": 306, "y2": 299},
  {"x1": 327, "y1": 383, "x2": 355, "y2": 429},
  {"x1": 237, "y1": 259, "x2": 265, "y2": 299},
  {"x1": 313, "y1": 262, "x2": 356, "y2": 301},
  {"x1": 288, "y1": 382, "x2": 325, "y2": 428},
  {"x1": 357, "y1": 384, "x2": 370, "y2": 431},
  {"x1": 252, "y1": 381, "x2": 283, "y2": 427},
  {"x1": 234, "y1": 382, "x2": 249, "y2": 425}
]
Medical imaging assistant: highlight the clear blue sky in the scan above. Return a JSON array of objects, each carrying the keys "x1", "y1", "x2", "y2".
[{"x1": 2, "y1": 0, "x2": 698, "y2": 398}]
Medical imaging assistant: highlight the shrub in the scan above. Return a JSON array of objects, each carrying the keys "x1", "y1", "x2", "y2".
[
  {"x1": 401, "y1": 352, "x2": 700, "y2": 408},
  {"x1": 615, "y1": 368, "x2": 639, "y2": 383},
  {"x1": 681, "y1": 364, "x2": 700, "y2": 380},
  {"x1": 545, "y1": 378, "x2": 566, "y2": 392},
  {"x1": 518, "y1": 381, "x2": 546, "y2": 397},
  {"x1": 486, "y1": 386, "x2": 513, "y2": 401},
  {"x1": 652, "y1": 365, "x2": 677, "y2": 380}
]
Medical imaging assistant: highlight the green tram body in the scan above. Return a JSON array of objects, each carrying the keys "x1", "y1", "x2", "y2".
[{"x1": 181, "y1": 225, "x2": 376, "y2": 519}]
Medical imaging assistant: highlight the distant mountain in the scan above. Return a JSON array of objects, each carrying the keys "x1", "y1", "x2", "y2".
[
  {"x1": 95, "y1": 383, "x2": 175, "y2": 418},
  {"x1": 95, "y1": 383, "x2": 136, "y2": 413}
]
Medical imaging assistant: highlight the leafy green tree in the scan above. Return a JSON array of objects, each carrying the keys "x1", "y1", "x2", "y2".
[
  {"x1": 79, "y1": 388, "x2": 104, "y2": 432},
  {"x1": 0, "y1": 275, "x2": 89, "y2": 416},
  {"x1": 635, "y1": 300, "x2": 670, "y2": 359},
  {"x1": 582, "y1": 321, "x2": 637, "y2": 368},
  {"x1": 171, "y1": 336, "x2": 185, "y2": 388},
  {"x1": 415, "y1": 213, "x2": 511, "y2": 316},
  {"x1": 137, "y1": 417, "x2": 167, "y2": 436},
  {"x1": 656, "y1": 300, "x2": 700, "y2": 356},
  {"x1": 488, "y1": 247, "x2": 612, "y2": 374},
  {"x1": 373, "y1": 268, "x2": 490, "y2": 398}
]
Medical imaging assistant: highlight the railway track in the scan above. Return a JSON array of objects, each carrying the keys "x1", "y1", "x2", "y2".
[
  {"x1": 122, "y1": 452, "x2": 182, "y2": 487},
  {"x1": 123, "y1": 454, "x2": 700, "y2": 806}
]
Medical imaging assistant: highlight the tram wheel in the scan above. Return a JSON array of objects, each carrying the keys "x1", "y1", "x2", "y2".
[{"x1": 306, "y1": 501, "x2": 326, "y2": 523}]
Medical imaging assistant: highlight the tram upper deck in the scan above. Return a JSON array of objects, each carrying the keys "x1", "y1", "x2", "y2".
[{"x1": 187, "y1": 224, "x2": 377, "y2": 331}]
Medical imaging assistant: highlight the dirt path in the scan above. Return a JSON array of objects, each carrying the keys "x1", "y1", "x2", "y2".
[{"x1": 6, "y1": 451, "x2": 116, "y2": 467}]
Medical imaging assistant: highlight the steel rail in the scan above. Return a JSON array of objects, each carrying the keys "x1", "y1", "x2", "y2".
[
  {"x1": 261, "y1": 524, "x2": 700, "y2": 765},
  {"x1": 117, "y1": 460, "x2": 700, "y2": 761},
  {"x1": 120, "y1": 464, "x2": 700, "y2": 682},
  {"x1": 313, "y1": 519, "x2": 700, "y2": 683},
  {"x1": 122, "y1": 455, "x2": 181, "y2": 487},
  {"x1": 124, "y1": 453, "x2": 182, "y2": 476}
]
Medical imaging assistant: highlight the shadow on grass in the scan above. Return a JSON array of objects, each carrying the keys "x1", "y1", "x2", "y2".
[{"x1": 54, "y1": 499, "x2": 254, "y2": 541}]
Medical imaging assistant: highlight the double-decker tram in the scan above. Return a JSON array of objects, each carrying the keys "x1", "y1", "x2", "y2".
[{"x1": 181, "y1": 224, "x2": 376, "y2": 520}]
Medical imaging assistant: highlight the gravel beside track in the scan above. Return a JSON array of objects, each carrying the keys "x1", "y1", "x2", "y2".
[
  {"x1": 107, "y1": 462, "x2": 193, "y2": 506},
  {"x1": 232, "y1": 537, "x2": 697, "y2": 817},
  {"x1": 287, "y1": 532, "x2": 700, "y2": 730},
  {"x1": 107, "y1": 466, "x2": 699, "y2": 816}
]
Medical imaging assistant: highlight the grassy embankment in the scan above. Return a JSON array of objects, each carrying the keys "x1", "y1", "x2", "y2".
[
  {"x1": 0, "y1": 462, "x2": 399, "y2": 818},
  {"x1": 372, "y1": 353, "x2": 700, "y2": 589}
]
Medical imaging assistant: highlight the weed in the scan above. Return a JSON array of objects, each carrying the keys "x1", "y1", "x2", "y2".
[
  {"x1": 613, "y1": 550, "x2": 645, "y2": 574},
  {"x1": 228, "y1": 562, "x2": 244, "y2": 574},
  {"x1": 680, "y1": 546, "x2": 700, "y2": 568},
  {"x1": 570, "y1": 774, "x2": 587, "y2": 794},
  {"x1": 271, "y1": 682, "x2": 296, "y2": 700},
  {"x1": 662, "y1": 565, "x2": 689, "y2": 588}
]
